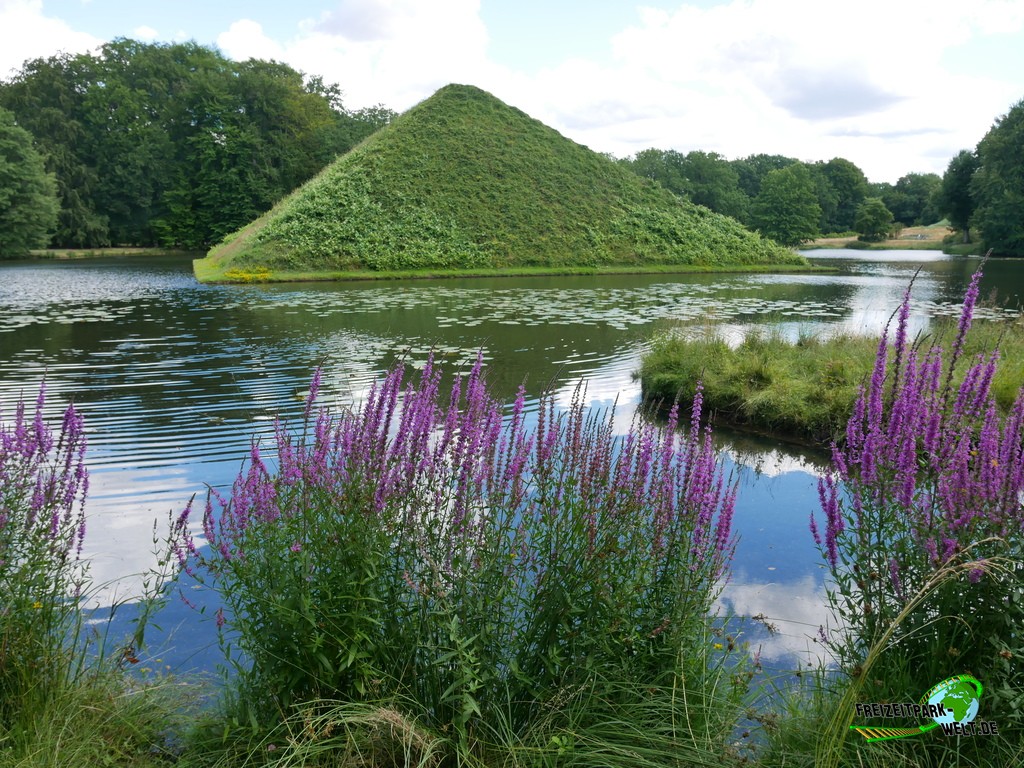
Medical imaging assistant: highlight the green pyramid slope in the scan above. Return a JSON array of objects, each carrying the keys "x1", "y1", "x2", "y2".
[{"x1": 195, "y1": 84, "x2": 805, "y2": 282}]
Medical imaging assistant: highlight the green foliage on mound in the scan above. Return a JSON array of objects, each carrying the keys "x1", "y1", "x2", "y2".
[{"x1": 197, "y1": 84, "x2": 803, "y2": 281}]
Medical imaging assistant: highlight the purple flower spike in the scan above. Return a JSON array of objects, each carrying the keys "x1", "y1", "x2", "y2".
[{"x1": 813, "y1": 264, "x2": 1024, "y2": 691}]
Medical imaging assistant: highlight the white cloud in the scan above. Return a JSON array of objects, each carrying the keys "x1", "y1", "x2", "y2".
[
  {"x1": 508, "y1": 0, "x2": 1024, "y2": 181},
  {"x1": 217, "y1": 19, "x2": 285, "y2": 63},
  {"x1": 267, "y1": 0, "x2": 494, "y2": 109},
  {"x1": 0, "y1": 0, "x2": 100, "y2": 78},
  {"x1": 718, "y1": 574, "x2": 833, "y2": 664},
  {"x1": 3, "y1": 0, "x2": 1022, "y2": 183},
  {"x1": 132, "y1": 25, "x2": 158, "y2": 42}
]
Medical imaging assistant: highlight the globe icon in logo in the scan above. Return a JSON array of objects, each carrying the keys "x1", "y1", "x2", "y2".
[{"x1": 925, "y1": 676, "x2": 982, "y2": 727}]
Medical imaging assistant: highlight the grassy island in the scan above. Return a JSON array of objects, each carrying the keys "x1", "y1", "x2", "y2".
[
  {"x1": 640, "y1": 318, "x2": 1024, "y2": 446},
  {"x1": 194, "y1": 84, "x2": 806, "y2": 283}
]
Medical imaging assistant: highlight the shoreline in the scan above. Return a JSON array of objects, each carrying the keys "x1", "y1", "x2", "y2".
[
  {"x1": 27, "y1": 247, "x2": 203, "y2": 260},
  {"x1": 193, "y1": 260, "x2": 835, "y2": 284}
]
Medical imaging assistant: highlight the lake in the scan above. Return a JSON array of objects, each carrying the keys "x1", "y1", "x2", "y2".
[{"x1": 1, "y1": 250, "x2": 1019, "y2": 673}]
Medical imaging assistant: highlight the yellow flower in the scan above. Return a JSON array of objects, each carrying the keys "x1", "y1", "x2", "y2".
[
  {"x1": 32, "y1": 601, "x2": 43, "y2": 610},
  {"x1": 713, "y1": 643, "x2": 723, "y2": 650}
]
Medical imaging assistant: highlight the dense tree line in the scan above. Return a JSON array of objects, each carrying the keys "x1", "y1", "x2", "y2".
[
  {"x1": 1, "y1": 38, "x2": 1020, "y2": 257},
  {"x1": 620, "y1": 149, "x2": 936, "y2": 246},
  {"x1": 622, "y1": 96, "x2": 1024, "y2": 255},
  {"x1": 927, "y1": 100, "x2": 1024, "y2": 256},
  {"x1": 963, "y1": 97, "x2": 1024, "y2": 256},
  {"x1": 0, "y1": 39, "x2": 394, "y2": 253}
]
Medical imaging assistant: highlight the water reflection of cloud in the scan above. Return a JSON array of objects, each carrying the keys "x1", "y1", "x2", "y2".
[
  {"x1": 83, "y1": 463, "x2": 200, "y2": 607},
  {"x1": 722, "y1": 446, "x2": 825, "y2": 479},
  {"x1": 718, "y1": 574, "x2": 832, "y2": 666},
  {"x1": 801, "y1": 250, "x2": 952, "y2": 262},
  {"x1": 547, "y1": 345, "x2": 645, "y2": 436}
]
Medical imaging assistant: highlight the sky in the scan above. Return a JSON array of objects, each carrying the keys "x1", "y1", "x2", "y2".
[{"x1": 2, "y1": 0, "x2": 1024, "y2": 184}]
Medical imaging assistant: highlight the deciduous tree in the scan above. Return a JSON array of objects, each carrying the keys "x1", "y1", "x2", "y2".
[
  {"x1": 676, "y1": 150, "x2": 747, "y2": 220},
  {"x1": 854, "y1": 197, "x2": 894, "y2": 242},
  {"x1": 938, "y1": 150, "x2": 979, "y2": 243},
  {"x1": 0, "y1": 40, "x2": 394, "y2": 248},
  {"x1": 815, "y1": 157, "x2": 869, "y2": 232},
  {"x1": 751, "y1": 163, "x2": 821, "y2": 246},
  {"x1": 971, "y1": 98, "x2": 1024, "y2": 256},
  {"x1": 730, "y1": 154, "x2": 797, "y2": 199},
  {"x1": 886, "y1": 173, "x2": 941, "y2": 226},
  {"x1": 0, "y1": 108, "x2": 59, "y2": 257}
]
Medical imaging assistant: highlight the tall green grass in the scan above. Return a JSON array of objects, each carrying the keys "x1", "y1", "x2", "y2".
[
  {"x1": 0, "y1": 384, "x2": 185, "y2": 767},
  {"x1": 804, "y1": 267, "x2": 1024, "y2": 765},
  {"x1": 640, "y1": 317, "x2": 1024, "y2": 445},
  {"x1": 9, "y1": 287, "x2": 1024, "y2": 766}
]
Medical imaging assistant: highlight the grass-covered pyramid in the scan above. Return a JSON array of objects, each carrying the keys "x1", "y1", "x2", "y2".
[{"x1": 194, "y1": 84, "x2": 804, "y2": 282}]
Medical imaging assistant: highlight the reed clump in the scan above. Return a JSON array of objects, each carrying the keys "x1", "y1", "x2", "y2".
[{"x1": 640, "y1": 313, "x2": 1024, "y2": 446}]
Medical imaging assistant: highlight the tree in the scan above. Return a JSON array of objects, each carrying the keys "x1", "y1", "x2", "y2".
[
  {"x1": 807, "y1": 163, "x2": 840, "y2": 233},
  {"x1": 0, "y1": 108, "x2": 59, "y2": 256},
  {"x1": 886, "y1": 173, "x2": 942, "y2": 226},
  {"x1": 939, "y1": 151, "x2": 979, "y2": 241},
  {"x1": 624, "y1": 149, "x2": 747, "y2": 220},
  {"x1": 751, "y1": 163, "x2": 821, "y2": 246},
  {"x1": 625, "y1": 149, "x2": 688, "y2": 197},
  {"x1": 815, "y1": 157, "x2": 869, "y2": 232},
  {"x1": 675, "y1": 151, "x2": 747, "y2": 220},
  {"x1": 0, "y1": 53, "x2": 109, "y2": 247},
  {"x1": 730, "y1": 154, "x2": 797, "y2": 199},
  {"x1": 854, "y1": 197, "x2": 894, "y2": 242},
  {"x1": 1, "y1": 40, "x2": 395, "y2": 249},
  {"x1": 938, "y1": 150, "x2": 980, "y2": 243},
  {"x1": 971, "y1": 99, "x2": 1024, "y2": 256}
]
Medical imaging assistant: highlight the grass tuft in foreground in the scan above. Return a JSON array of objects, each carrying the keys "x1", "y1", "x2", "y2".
[
  {"x1": 808, "y1": 265, "x2": 1024, "y2": 765},
  {"x1": 0, "y1": 384, "x2": 185, "y2": 767},
  {"x1": 752, "y1": 266, "x2": 1024, "y2": 767}
]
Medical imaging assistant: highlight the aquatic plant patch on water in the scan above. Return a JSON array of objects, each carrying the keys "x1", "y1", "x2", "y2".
[{"x1": 173, "y1": 355, "x2": 744, "y2": 762}]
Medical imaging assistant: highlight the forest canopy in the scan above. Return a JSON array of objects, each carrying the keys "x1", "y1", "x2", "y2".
[
  {"x1": 619, "y1": 98, "x2": 1024, "y2": 256},
  {"x1": 0, "y1": 107, "x2": 59, "y2": 257},
  {"x1": 0, "y1": 39, "x2": 394, "y2": 250}
]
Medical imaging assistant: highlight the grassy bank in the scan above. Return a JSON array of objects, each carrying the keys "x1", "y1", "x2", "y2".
[
  {"x1": 196, "y1": 260, "x2": 833, "y2": 284},
  {"x1": 28, "y1": 247, "x2": 203, "y2": 259},
  {"x1": 640, "y1": 318, "x2": 1024, "y2": 445},
  {"x1": 802, "y1": 224, "x2": 988, "y2": 255},
  {"x1": 196, "y1": 84, "x2": 805, "y2": 283}
]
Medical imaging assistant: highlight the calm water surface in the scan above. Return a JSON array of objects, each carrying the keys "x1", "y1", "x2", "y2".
[{"x1": 1, "y1": 250, "x2": 1019, "y2": 671}]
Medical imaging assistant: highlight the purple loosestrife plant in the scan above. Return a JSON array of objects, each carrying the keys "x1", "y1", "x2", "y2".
[
  {"x1": 812, "y1": 267, "x2": 1024, "y2": 711},
  {"x1": 0, "y1": 383, "x2": 89, "y2": 726},
  {"x1": 174, "y1": 355, "x2": 738, "y2": 750}
]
